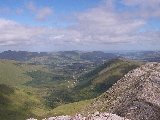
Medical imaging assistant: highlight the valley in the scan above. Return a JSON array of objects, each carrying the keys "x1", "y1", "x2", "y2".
[{"x1": 0, "y1": 50, "x2": 159, "y2": 120}]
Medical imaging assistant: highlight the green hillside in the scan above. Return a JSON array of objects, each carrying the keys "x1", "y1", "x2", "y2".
[
  {"x1": 48, "y1": 100, "x2": 91, "y2": 116},
  {"x1": 0, "y1": 84, "x2": 47, "y2": 120},
  {"x1": 0, "y1": 60, "x2": 47, "y2": 86},
  {"x1": 72, "y1": 59, "x2": 141, "y2": 99},
  {"x1": 0, "y1": 59, "x2": 142, "y2": 120},
  {"x1": 0, "y1": 60, "x2": 92, "y2": 119},
  {"x1": 0, "y1": 84, "x2": 92, "y2": 120},
  {"x1": 77, "y1": 59, "x2": 141, "y2": 91},
  {"x1": 46, "y1": 59, "x2": 142, "y2": 108}
]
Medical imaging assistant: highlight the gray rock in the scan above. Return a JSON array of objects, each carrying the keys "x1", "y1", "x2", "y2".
[{"x1": 40, "y1": 112, "x2": 129, "y2": 120}]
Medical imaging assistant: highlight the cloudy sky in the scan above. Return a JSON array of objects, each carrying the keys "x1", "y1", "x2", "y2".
[{"x1": 0, "y1": 0, "x2": 160, "y2": 51}]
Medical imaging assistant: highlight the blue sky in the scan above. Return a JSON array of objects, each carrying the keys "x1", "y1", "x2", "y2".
[
  {"x1": 0, "y1": 0, "x2": 101, "y2": 26},
  {"x1": 0, "y1": 0, "x2": 160, "y2": 51}
]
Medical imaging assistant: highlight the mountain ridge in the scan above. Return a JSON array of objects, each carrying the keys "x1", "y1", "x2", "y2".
[{"x1": 84, "y1": 62, "x2": 160, "y2": 120}]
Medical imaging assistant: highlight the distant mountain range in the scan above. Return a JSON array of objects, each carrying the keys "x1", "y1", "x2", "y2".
[
  {"x1": 0, "y1": 50, "x2": 160, "y2": 62},
  {"x1": 117, "y1": 51, "x2": 160, "y2": 62},
  {"x1": 0, "y1": 50, "x2": 49, "y2": 61}
]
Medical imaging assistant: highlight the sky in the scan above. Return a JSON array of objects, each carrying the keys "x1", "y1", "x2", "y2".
[{"x1": 0, "y1": 0, "x2": 160, "y2": 52}]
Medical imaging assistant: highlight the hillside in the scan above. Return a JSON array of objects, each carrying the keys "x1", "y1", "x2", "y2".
[
  {"x1": 0, "y1": 84, "x2": 47, "y2": 120},
  {"x1": 0, "y1": 60, "x2": 47, "y2": 86},
  {"x1": 72, "y1": 59, "x2": 141, "y2": 99},
  {"x1": 0, "y1": 84, "x2": 93, "y2": 120},
  {"x1": 46, "y1": 59, "x2": 141, "y2": 108},
  {"x1": 84, "y1": 62, "x2": 160, "y2": 120},
  {"x1": 80, "y1": 51, "x2": 117, "y2": 62},
  {"x1": 0, "y1": 60, "x2": 31, "y2": 86},
  {"x1": 0, "y1": 59, "x2": 142, "y2": 119}
]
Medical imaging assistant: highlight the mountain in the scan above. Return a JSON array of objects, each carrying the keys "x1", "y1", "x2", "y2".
[
  {"x1": 1, "y1": 50, "x2": 160, "y2": 63},
  {"x1": 80, "y1": 51, "x2": 117, "y2": 62},
  {"x1": 117, "y1": 51, "x2": 160, "y2": 62},
  {"x1": 0, "y1": 50, "x2": 48, "y2": 61},
  {"x1": 84, "y1": 62, "x2": 160, "y2": 120},
  {"x1": 57, "y1": 51, "x2": 80, "y2": 60}
]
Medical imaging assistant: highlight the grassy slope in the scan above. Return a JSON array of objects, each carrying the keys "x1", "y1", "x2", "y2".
[
  {"x1": 0, "y1": 84, "x2": 91, "y2": 120},
  {"x1": 71, "y1": 59, "x2": 141, "y2": 100},
  {"x1": 0, "y1": 60, "x2": 51, "y2": 119},
  {"x1": 0, "y1": 84, "x2": 47, "y2": 120},
  {"x1": 0, "y1": 60, "x2": 91, "y2": 119},
  {"x1": 0, "y1": 60, "x2": 30, "y2": 86},
  {"x1": 0, "y1": 60, "x2": 47, "y2": 86},
  {"x1": 47, "y1": 100, "x2": 91, "y2": 116},
  {"x1": 46, "y1": 59, "x2": 141, "y2": 108}
]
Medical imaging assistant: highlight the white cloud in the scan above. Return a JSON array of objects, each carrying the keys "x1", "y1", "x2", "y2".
[
  {"x1": 36, "y1": 7, "x2": 52, "y2": 21},
  {"x1": 16, "y1": 8, "x2": 24, "y2": 15},
  {"x1": 27, "y1": 2, "x2": 53, "y2": 21},
  {"x1": 0, "y1": 7, "x2": 11, "y2": 15},
  {"x1": 27, "y1": 2, "x2": 36, "y2": 12},
  {"x1": 0, "y1": 0, "x2": 160, "y2": 50},
  {"x1": 66, "y1": 5, "x2": 147, "y2": 45},
  {"x1": 122, "y1": 0, "x2": 160, "y2": 18},
  {"x1": 0, "y1": 19, "x2": 46, "y2": 46}
]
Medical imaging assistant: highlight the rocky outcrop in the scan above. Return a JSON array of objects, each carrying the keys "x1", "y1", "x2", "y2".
[
  {"x1": 27, "y1": 112, "x2": 129, "y2": 120},
  {"x1": 41, "y1": 112, "x2": 129, "y2": 120},
  {"x1": 84, "y1": 62, "x2": 160, "y2": 120}
]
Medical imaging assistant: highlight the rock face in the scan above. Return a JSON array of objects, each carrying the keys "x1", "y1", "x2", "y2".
[{"x1": 85, "y1": 62, "x2": 160, "y2": 120}]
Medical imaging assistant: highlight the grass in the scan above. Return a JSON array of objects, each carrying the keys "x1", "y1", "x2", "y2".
[
  {"x1": 0, "y1": 60, "x2": 31, "y2": 86},
  {"x1": 0, "y1": 60, "x2": 48, "y2": 86},
  {"x1": 0, "y1": 84, "x2": 47, "y2": 120},
  {"x1": 0, "y1": 84, "x2": 92, "y2": 120},
  {"x1": 70, "y1": 59, "x2": 141, "y2": 100},
  {"x1": 47, "y1": 100, "x2": 92, "y2": 116}
]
